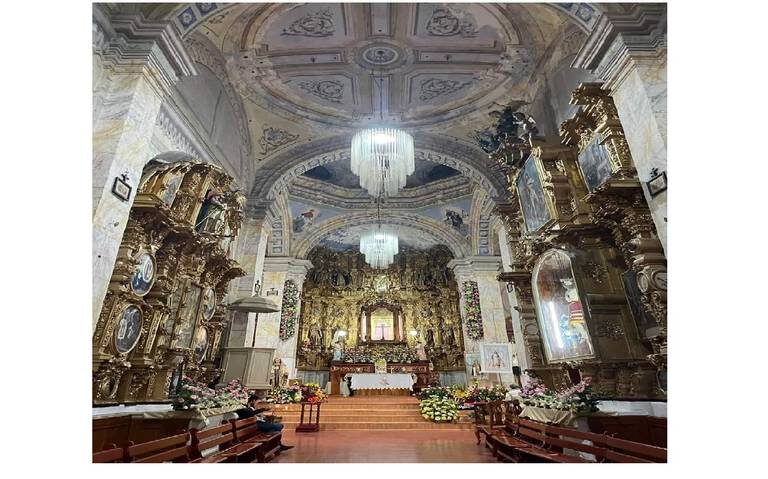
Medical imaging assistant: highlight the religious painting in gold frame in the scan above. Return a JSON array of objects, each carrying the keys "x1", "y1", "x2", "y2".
[
  {"x1": 532, "y1": 249, "x2": 595, "y2": 363},
  {"x1": 576, "y1": 133, "x2": 613, "y2": 192},
  {"x1": 114, "y1": 304, "x2": 143, "y2": 354},
  {"x1": 516, "y1": 154, "x2": 555, "y2": 234},
  {"x1": 129, "y1": 251, "x2": 156, "y2": 296},
  {"x1": 193, "y1": 326, "x2": 209, "y2": 363}
]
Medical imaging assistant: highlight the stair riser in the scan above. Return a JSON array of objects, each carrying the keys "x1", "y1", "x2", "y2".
[{"x1": 282, "y1": 423, "x2": 473, "y2": 431}]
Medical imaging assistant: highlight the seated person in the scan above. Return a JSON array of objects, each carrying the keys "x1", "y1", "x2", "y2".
[
  {"x1": 235, "y1": 395, "x2": 294, "y2": 451},
  {"x1": 504, "y1": 384, "x2": 521, "y2": 401}
]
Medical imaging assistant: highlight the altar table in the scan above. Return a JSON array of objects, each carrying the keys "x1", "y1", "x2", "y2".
[{"x1": 350, "y1": 373, "x2": 415, "y2": 391}]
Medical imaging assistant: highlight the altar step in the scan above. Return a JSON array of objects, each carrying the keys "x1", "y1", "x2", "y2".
[{"x1": 271, "y1": 397, "x2": 473, "y2": 431}]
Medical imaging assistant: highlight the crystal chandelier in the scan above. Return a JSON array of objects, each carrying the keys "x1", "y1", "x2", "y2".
[
  {"x1": 359, "y1": 228, "x2": 399, "y2": 269},
  {"x1": 351, "y1": 128, "x2": 415, "y2": 197}
]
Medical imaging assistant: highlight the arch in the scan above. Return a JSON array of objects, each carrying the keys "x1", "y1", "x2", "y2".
[
  {"x1": 248, "y1": 133, "x2": 507, "y2": 211},
  {"x1": 292, "y1": 212, "x2": 471, "y2": 260}
]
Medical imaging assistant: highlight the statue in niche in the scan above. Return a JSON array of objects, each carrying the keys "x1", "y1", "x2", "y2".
[
  {"x1": 425, "y1": 329, "x2": 435, "y2": 349},
  {"x1": 308, "y1": 324, "x2": 323, "y2": 349},
  {"x1": 443, "y1": 327, "x2": 455, "y2": 347},
  {"x1": 416, "y1": 341, "x2": 428, "y2": 361},
  {"x1": 332, "y1": 339, "x2": 344, "y2": 361},
  {"x1": 471, "y1": 359, "x2": 481, "y2": 378},
  {"x1": 195, "y1": 190, "x2": 228, "y2": 234}
]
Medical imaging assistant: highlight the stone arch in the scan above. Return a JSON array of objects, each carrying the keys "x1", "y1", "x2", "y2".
[
  {"x1": 247, "y1": 133, "x2": 507, "y2": 212},
  {"x1": 292, "y1": 212, "x2": 471, "y2": 260}
]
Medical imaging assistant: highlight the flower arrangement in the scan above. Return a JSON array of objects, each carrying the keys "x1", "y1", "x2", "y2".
[
  {"x1": 420, "y1": 395, "x2": 459, "y2": 423},
  {"x1": 264, "y1": 384, "x2": 302, "y2": 404},
  {"x1": 520, "y1": 376, "x2": 600, "y2": 413},
  {"x1": 418, "y1": 386, "x2": 452, "y2": 400},
  {"x1": 465, "y1": 383, "x2": 508, "y2": 404},
  {"x1": 300, "y1": 382, "x2": 327, "y2": 404},
  {"x1": 172, "y1": 377, "x2": 249, "y2": 411},
  {"x1": 463, "y1": 281, "x2": 483, "y2": 340},
  {"x1": 278, "y1": 280, "x2": 298, "y2": 341}
]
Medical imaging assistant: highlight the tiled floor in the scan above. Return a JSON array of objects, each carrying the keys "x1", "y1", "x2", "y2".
[{"x1": 273, "y1": 430, "x2": 496, "y2": 463}]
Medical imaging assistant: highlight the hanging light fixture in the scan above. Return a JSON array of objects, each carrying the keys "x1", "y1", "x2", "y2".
[
  {"x1": 351, "y1": 128, "x2": 414, "y2": 197},
  {"x1": 359, "y1": 228, "x2": 399, "y2": 269},
  {"x1": 350, "y1": 63, "x2": 414, "y2": 198},
  {"x1": 359, "y1": 195, "x2": 398, "y2": 269}
]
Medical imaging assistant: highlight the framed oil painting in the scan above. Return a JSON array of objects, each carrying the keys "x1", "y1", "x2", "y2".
[
  {"x1": 193, "y1": 327, "x2": 209, "y2": 363},
  {"x1": 130, "y1": 252, "x2": 156, "y2": 296},
  {"x1": 479, "y1": 342, "x2": 515, "y2": 373},
  {"x1": 532, "y1": 249, "x2": 595, "y2": 362},
  {"x1": 114, "y1": 304, "x2": 143, "y2": 354},
  {"x1": 577, "y1": 134, "x2": 613, "y2": 192},
  {"x1": 516, "y1": 155, "x2": 553, "y2": 234},
  {"x1": 201, "y1": 287, "x2": 216, "y2": 320},
  {"x1": 173, "y1": 284, "x2": 202, "y2": 349}
]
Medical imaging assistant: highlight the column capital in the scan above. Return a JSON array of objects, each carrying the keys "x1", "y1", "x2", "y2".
[
  {"x1": 93, "y1": 7, "x2": 197, "y2": 95},
  {"x1": 448, "y1": 256, "x2": 502, "y2": 282},
  {"x1": 572, "y1": 4, "x2": 666, "y2": 89},
  {"x1": 263, "y1": 257, "x2": 314, "y2": 277}
]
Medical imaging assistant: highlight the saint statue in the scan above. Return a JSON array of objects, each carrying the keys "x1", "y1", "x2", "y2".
[
  {"x1": 416, "y1": 341, "x2": 428, "y2": 361},
  {"x1": 332, "y1": 340, "x2": 344, "y2": 361},
  {"x1": 443, "y1": 328, "x2": 455, "y2": 347},
  {"x1": 425, "y1": 329, "x2": 435, "y2": 349},
  {"x1": 308, "y1": 324, "x2": 323, "y2": 348},
  {"x1": 195, "y1": 190, "x2": 228, "y2": 234},
  {"x1": 471, "y1": 360, "x2": 481, "y2": 378}
]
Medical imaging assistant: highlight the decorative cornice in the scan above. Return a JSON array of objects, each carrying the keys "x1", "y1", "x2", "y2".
[
  {"x1": 447, "y1": 256, "x2": 502, "y2": 278},
  {"x1": 96, "y1": 11, "x2": 197, "y2": 95},
  {"x1": 571, "y1": 4, "x2": 666, "y2": 89},
  {"x1": 288, "y1": 175, "x2": 472, "y2": 210}
]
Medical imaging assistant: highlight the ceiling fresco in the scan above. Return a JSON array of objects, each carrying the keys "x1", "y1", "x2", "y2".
[{"x1": 302, "y1": 158, "x2": 460, "y2": 189}]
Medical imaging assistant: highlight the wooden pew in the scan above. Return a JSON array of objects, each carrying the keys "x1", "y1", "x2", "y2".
[
  {"x1": 227, "y1": 418, "x2": 283, "y2": 463},
  {"x1": 125, "y1": 432, "x2": 191, "y2": 463},
  {"x1": 92, "y1": 443, "x2": 126, "y2": 463},
  {"x1": 189, "y1": 424, "x2": 237, "y2": 463},
  {"x1": 592, "y1": 434, "x2": 667, "y2": 463},
  {"x1": 473, "y1": 401, "x2": 507, "y2": 445}
]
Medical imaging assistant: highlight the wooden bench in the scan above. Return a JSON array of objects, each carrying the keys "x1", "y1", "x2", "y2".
[
  {"x1": 473, "y1": 401, "x2": 508, "y2": 445},
  {"x1": 125, "y1": 432, "x2": 192, "y2": 463},
  {"x1": 92, "y1": 443, "x2": 126, "y2": 463},
  {"x1": 486, "y1": 412, "x2": 667, "y2": 463},
  {"x1": 228, "y1": 417, "x2": 283, "y2": 463},
  {"x1": 592, "y1": 433, "x2": 667, "y2": 463},
  {"x1": 189, "y1": 423, "x2": 237, "y2": 463}
]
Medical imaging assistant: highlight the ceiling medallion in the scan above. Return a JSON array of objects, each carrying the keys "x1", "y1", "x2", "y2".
[
  {"x1": 282, "y1": 8, "x2": 335, "y2": 37},
  {"x1": 362, "y1": 45, "x2": 399, "y2": 65},
  {"x1": 357, "y1": 43, "x2": 405, "y2": 70}
]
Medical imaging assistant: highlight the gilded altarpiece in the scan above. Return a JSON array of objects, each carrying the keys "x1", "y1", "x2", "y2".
[
  {"x1": 93, "y1": 161, "x2": 246, "y2": 405},
  {"x1": 486, "y1": 84, "x2": 665, "y2": 398},
  {"x1": 297, "y1": 246, "x2": 465, "y2": 373}
]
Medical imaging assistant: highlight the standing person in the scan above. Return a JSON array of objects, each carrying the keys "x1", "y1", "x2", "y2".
[{"x1": 235, "y1": 395, "x2": 294, "y2": 451}]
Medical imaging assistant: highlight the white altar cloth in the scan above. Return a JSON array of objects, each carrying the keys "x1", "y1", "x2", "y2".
[{"x1": 350, "y1": 373, "x2": 415, "y2": 390}]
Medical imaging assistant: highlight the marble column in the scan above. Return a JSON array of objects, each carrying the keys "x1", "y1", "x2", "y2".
[
  {"x1": 226, "y1": 218, "x2": 272, "y2": 349},
  {"x1": 573, "y1": 4, "x2": 667, "y2": 251},
  {"x1": 253, "y1": 257, "x2": 313, "y2": 379},
  {"x1": 91, "y1": 8, "x2": 196, "y2": 331},
  {"x1": 448, "y1": 256, "x2": 516, "y2": 385}
]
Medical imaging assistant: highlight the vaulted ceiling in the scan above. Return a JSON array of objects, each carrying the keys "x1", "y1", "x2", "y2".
[{"x1": 122, "y1": 3, "x2": 611, "y2": 256}]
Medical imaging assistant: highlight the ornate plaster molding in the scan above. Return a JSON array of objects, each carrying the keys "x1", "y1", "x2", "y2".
[
  {"x1": 288, "y1": 175, "x2": 472, "y2": 210},
  {"x1": 571, "y1": 3, "x2": 666, "y2": 90}
]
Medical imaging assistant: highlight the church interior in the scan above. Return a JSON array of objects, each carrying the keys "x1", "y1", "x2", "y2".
[{"x1": 90, "y1": 1, "x2": 670, "y2": 465}]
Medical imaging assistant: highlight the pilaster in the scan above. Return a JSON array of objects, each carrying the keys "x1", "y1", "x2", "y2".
[
  {"x1": 92, "y1": 6, "x2": 197, "y2": 332},
  {"x1": 254, "y1": 257, "x2": 314, "y2": 378},
  {"x1": 449, "y1": 256, "x2": 516, "y2": 384},
  {"x1": 572, "y1": 4, "x2": 667, "y2": 251}
]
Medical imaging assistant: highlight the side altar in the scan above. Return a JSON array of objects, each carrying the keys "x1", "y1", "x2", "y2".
[{"x1": 329, "y1": 361, "x2": 432, "y2": 395}]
